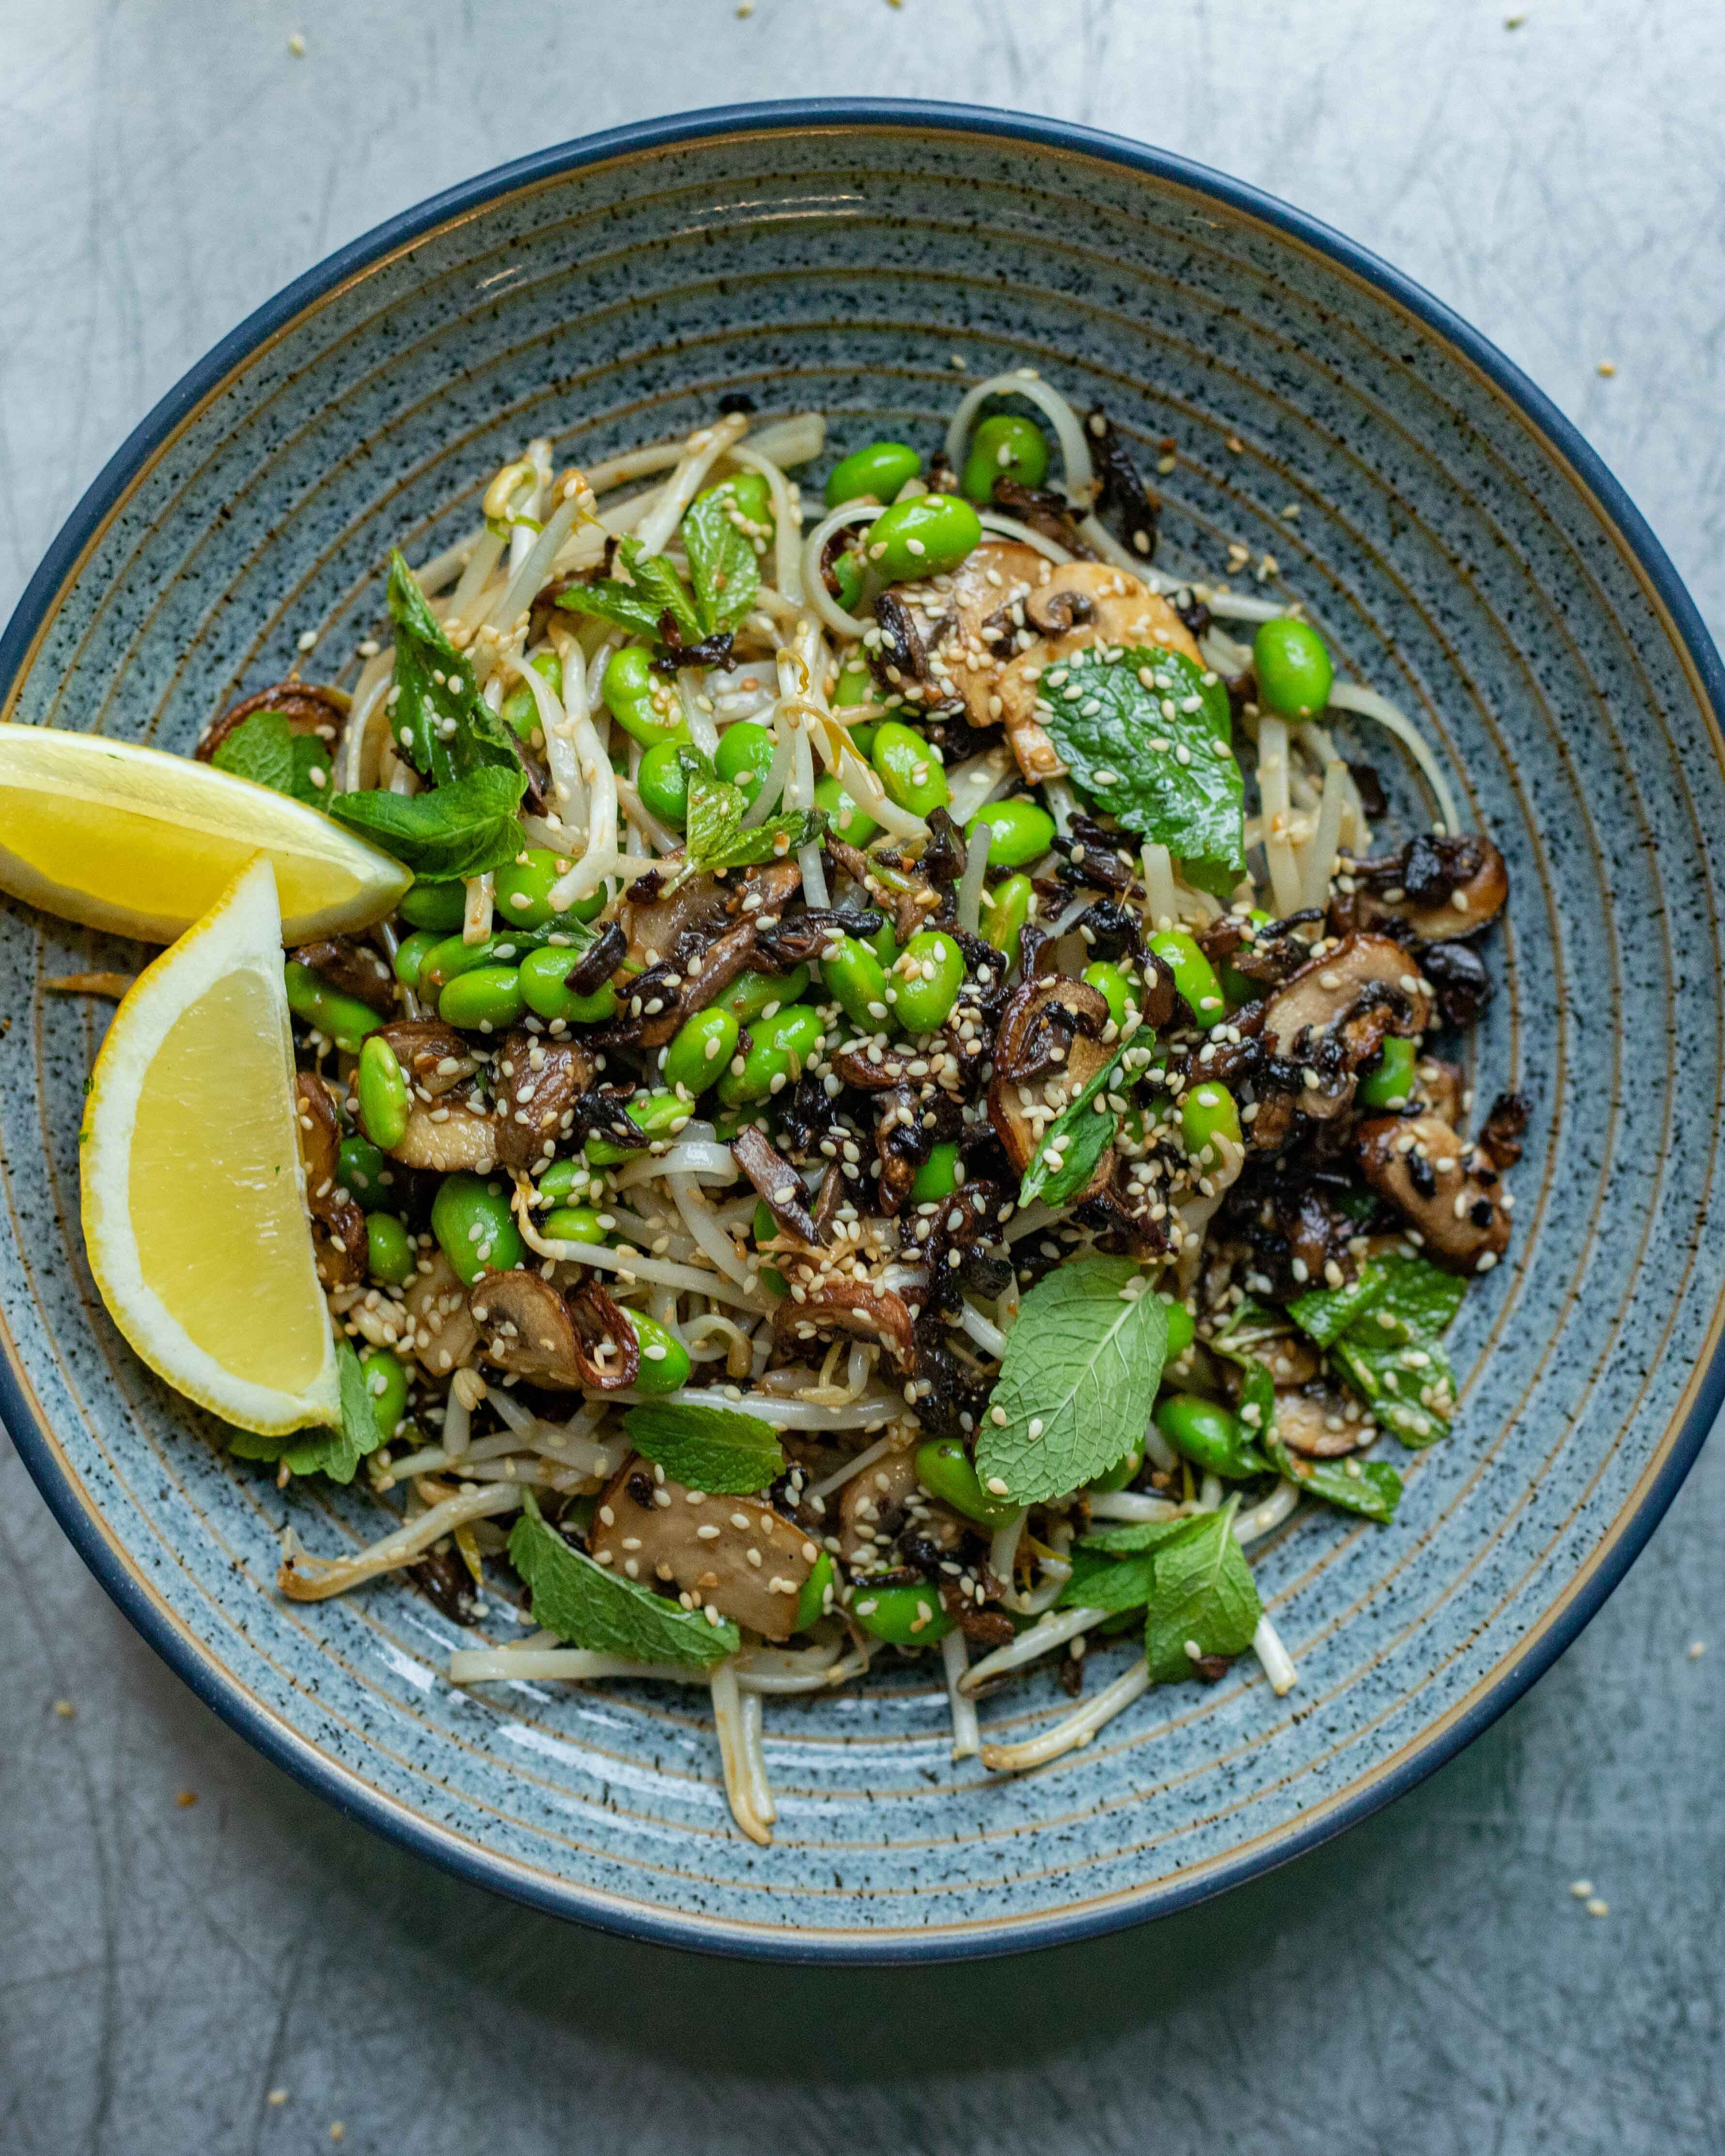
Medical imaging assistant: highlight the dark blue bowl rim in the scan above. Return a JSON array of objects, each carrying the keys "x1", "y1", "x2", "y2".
[{"x1": 2, "y1": 96, "x2": 1721, "y2": 1966}]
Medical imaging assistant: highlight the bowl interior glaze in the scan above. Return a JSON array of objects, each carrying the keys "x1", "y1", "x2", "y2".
[{"x1": 3, "y1": 105, "x2": 1723, "y2": 1961}]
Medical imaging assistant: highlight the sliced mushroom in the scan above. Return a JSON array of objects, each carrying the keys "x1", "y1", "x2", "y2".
[
  {"x1": 1346, "y1": 834, "x2": 1508, "y2": 942},
  {"x1": 392, "y1": 1099, "x2": 498, "y2": 1174},
  {"x1": 290, "y1": 937, "x2": 396, "y2": 1014},
  {"x1": 1257, "y1": 1334, "x2": 1324, "y2": 1390},
  {"x1": 622, "y1": 866, "x2": 732, "y2": 970},
  {"x1": 1357, "y1": 1111, "x2": 1511, "y2": 1273},
  {"x1": 492, "y1": 1030, "x2": 594, "y2": 1171},
  {"x1": 294, "y1": 1071, "x2": 366, "y2": 1286},
  {"x1": 565, "y1": 1278, "x2": 643, "y2": 1391},
  {"x1": 198, "y1": 679, "x2": 348, "y2": 761},
  {"x1": 375, "y1": 1019, "x2": 478, "y2": 1099},
  {"x1": 589, "y1": 1461, "x2": 816, "y2": 1640},
  {"x1": 731, "y1": 1123, "x2": 823, "y2": 1245},
  {"x1": 403, "y1": 1252, "x2": 481, "y2": 1377},
  {"x1": 1273, "y1": 1382, "x2": 1374, "y2": 1458},
  {"x1": 1477, "y1": 1089, "x2": 1529, "y2": 1170},
  {"x1": 913, "y1": 540, "x2": 1051, "y2": 729},
  {"x1": 986, "y1": 975, "x2": 1116, "y2": 1194},
  {"x1": 771, "y1": 1279, "x2": 917, "y2": 1368},
  {"x1": 1420, "y1": 941, "x2": 1493, "y2": 1030},
  {"x1": 1412, "y1": 1054, "x2": 1466, "y2": 1128},
  {"x1": 838, "y1": 1450, "x2": 920, "y2": 1567},
  {"x1": 1261, "y1": 933, "x2": 1434, "y2": 1120},
  {"x1": 469, "y1": 1271, "x2": 588, "y2": 1388}
]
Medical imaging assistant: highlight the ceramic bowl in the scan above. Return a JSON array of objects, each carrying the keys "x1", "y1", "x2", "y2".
[{"x1": 3, "y1": 101, "x2": 1722, "y2": 1962}]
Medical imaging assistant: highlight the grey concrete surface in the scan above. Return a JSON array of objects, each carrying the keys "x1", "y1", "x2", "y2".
[{"x1": 2, "y1": 3, "x2": 1723, "y2": 2150}]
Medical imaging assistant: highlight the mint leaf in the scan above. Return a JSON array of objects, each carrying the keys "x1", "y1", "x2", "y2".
[
  {"x1": 1330, "y1": 1254, "x2": 1466, "y2": 1449},
  {"x1": 1059, "y1": 1548, "x2": 1155, "y2": 1611},
  {"x1": 554, "y1": 537, "x2": 701, "y2": 644},
  {"x1": 684, "y1": 765, "x2": 821, "y2": 874},
  {"x1": 211, "y1": 708, "x2": 295, "y2": 794},
  {"x1": 509, "y1": 1490, "x2": 738, "y2": 1667},
  {"x1": 288, "y1": 732, "x2": 333, "y2": 805},
  {"x1": 975, "y1": 1257, "x2": 1169, "y2": 1504},
  {"x1": 1017, "y1": 1039, "x2": 1129, "y2": 1209},
  {"x1": 623, "y1": 1402, "x2": 785, "y2": 1494},
  {"x1": 1266, "y1": 1435, "x2": 1402, "y2": 1524},
  {"x1": 326, "y1": 764, "x2": 527, "y2": 879},
  {"x1": 682, "y1": 482, "x2": 762, "y2": 633},
  {"x1": 384, "y1": 551, "x2": 523, "y2": 788},
  {"x1": 1079, "y1": 1520, "x2": 1195, "y2": 1554},
  {"x1": 1142, "y1": 1500, "x2": 1261, "y2": 1683},
  {"x1": 1038, "y1": 644, "x2": 1243, "y2": 879},
  {"x1": 231, "y1": 1342, "x2": 382, "y2": 1484},
  {"x1": 1288, "y1": 1261, "x2": 1389, "y2": 1347}
]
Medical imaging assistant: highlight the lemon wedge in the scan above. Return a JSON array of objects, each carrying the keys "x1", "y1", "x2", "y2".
[
  {"x1": 0, "y1": 724, "x2": 410, "y2": 943},
  {"x1": 80, "y1": 855, "x2": 341, "y2": 1434}
]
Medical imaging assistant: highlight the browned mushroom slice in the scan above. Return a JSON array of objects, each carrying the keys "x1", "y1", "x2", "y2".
[
  {"x1": 913, "y1": 540, "x2": 1050, "y2": 728},
  {"x1": 987, "y1": 975, "x2": 1116, "y2": 1194},
  {"x1": 564, "y1": 1278, "x2": 641, "y2": 1391},
  {"x1": 771, "y1": 1279, "x2": 917, "y2": 1368},
  {"x1": 294, "y1": 1071, "x2": 367, "y2": 1286},
  {"x1": 830, "y1": 1039, "x2": 916, "y2": 1091},
  {"x1": 197, "y1": 679, "x2": 348, "y2": 761},
  {"x1": 392, "y1": 1100, "x2": 499, "y2": 1174},
  {"x1": 492, "y1": 1030, "x2": 594, "y2": 1171},
  {"x1": 404, "y1": 1252, "x2": 481, "y2": 1377},
  {"x1": 872, "y1": 1084, "x2": 925, "y2": 1218},
  {"x1": 589, "y1": 1460, "x2": 816, "y2": 1640},
  {"x1": 838, "y1": 1449, "x2": 920, "y2": 1566},
  {"x1": 1412, "y1": 1054, "x2": 1466, "y2": 1128},
  {"x1": 1347, "y1": 834, "x2": 1508, "y2": 942},
  {"x1": 1274, "y1": 1383, "x2": 1373, "y2": 1458},
  {"x1": 290, "y1": 937, "x2": 397, "y2": 1014},
  {"x1": 622, "y1": 865, "x2": 732, "y2": 969},
  {"x1": 730, "y1": 1124, "x2": 822, "y2": 1244},
  {"x1": 678, "y1": 917, "x2": 761, "y2": 1013},
  {"x1": 375, "y1": 1019, "x2": 478, "y2": 1099},
  {"x1": 1357, "y1": 1111, "x2": 1511, "y2": 1273},
  {"x1": 469, "y1": 1271, "x2": 588, "y2": 1388},
  {"x1": 1256, "y1": 1333, "x2": 1324, "y2": 1390},
  {"x1": 1477, "y1": 1089, "x2": 1529, "y2": 1170},
  {"x1": 1262, "y1": 932, "x2": 1434, "y2": 1121}
]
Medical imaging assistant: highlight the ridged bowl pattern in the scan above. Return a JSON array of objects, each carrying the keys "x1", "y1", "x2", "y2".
[{"x1": 2, "y1": 107, "x2": 1722, "y2": 1960}]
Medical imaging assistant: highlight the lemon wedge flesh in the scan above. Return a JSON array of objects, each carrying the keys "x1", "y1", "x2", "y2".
[
  {"x1": 0, "y1": 723, "x2": 410, "y2": 943},
  {"x1": 80, "y1": 855, "x2": 340, "y2": 1433}
]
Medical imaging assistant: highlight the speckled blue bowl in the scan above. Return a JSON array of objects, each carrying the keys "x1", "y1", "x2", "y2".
[{"x1": 3, "y1": 102, "x2": 1723, "y2": 1962}]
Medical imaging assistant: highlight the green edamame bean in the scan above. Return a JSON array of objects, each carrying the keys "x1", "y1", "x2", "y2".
[
  {"x1": 694, "y1": 469, "x2": 773, "y2": 536},
  {"x1": 537, "y1": 1157, "x2": 592, "y2": 1205},
  {"x1": 357, "y1": 1034, "x2": 410, "y2": 1150},
  {"x1": 714, "y1": 722, "x2": 777, "y2": 800},
  {"x1": 851, "y1": 1579, "x2": 954, "y2": 1645},
  {"x1": 1083, "y1": 961, "x2": 1137, "y2": 1031},
  {"x1": 1153, "y1": 1392, "x2": 1268, "y2": 1480},
  {"x1": 494, "y1": 847, "x2": 574, "y2": 930},
  {"x1": 662, "y1": 1006, "x2": 740, "y2": 1096},
  {"x1": 794, "y1": 1550, "x2": 838, "y2": 1632},
  {"x1": 1085, "y1": 1443, "x2": 1145, "y2": 1495},
  {"x1": 283, "y1": 961, "x2": 383, "y2": 1054},
  {"x1": 393, "y1": 929, "x2": 442, "y2": 992},
  {"x1": 637, "y1": 738, "x2": 694, "y2": 827},
  {"x1": 961, "y1": 412, "x2": 1050, "y2": 504},
  {"x1": 1181, "y1": 1081, "x2": 1242, "y2": 1158},
  {"x1": 717, "y1": 1004, "x2": 825, "y2": 1105},
  {"x1": 418, "y1": 930, "x2": 545, "y2": 1000},
  {"x1": 871, "y1": 920, "x2": 899, "y2": 968},
  {"x1": 365, "y1": 1214, "x2": 416, "y2": 1287},
  {"x1": 864, "y1": 493, "x2": 982, "y2": 582},
  {"x1": 714, "y1": 966, "x2": 809, "y2": 1023},
  {"x1": 498, "y1": 650, "x2": 562, "y2": 744},
  {"x1": 602, "y1": 645, "x2": 683, "y2": 746},
  {"x1": 891, "y1": 930, "x2": 965, "y2": 1034},
  {"x1": 518, "y1": 945, "x2": 618, "y2": 1026},
  {"x1": 1148, "y1": 928, "x2": 1226, "y2": 1028},
  {"x1": 833, "y1": 659, "x2": 876, "y2": 711},
  {"x1": 967, "y1": 795, "x2": 1054, "y2": 869},
  {"x1": 813, "y1": 771, "x2": 879, "y2": 847},
  {"x1": 979, "y1": 872, "x2": 1033, "y2": 955},
  {"x1": 438, "y1": 965, "x2": 525, "y2": 1033},
  {"x1": 915, "y1": 1438, "x2": 1019, "y2": 1529},
  {"x1": 1162, "y1": 1297, "x2": 1197, "y2": 1363},
  {"x1": 628, "y1": 1309, "x2": 691, "y2": 1395},
  {"x1": 910, "y1": 1142, "x2": 963, "y2": 1204},
  {"x1": 585, "y1": 1090, "x2": 691, "y2": 1166},
  {"x1": 871, "y1": 720, "x2": 948, "y2": 817},
  {"x1": 1252, "y1": 617, "x2": 1334, "y2": 721},
  {"x1": 829, "y1": 548, "x2": 866, "y2": 614},
  {"x1": 750, "y1": 1198, "x2": 790, "y2": 1298},
  {"x1": 431, "y1": 1173, "x2": 525, "y2": 1286},
  {"x1": 1220, "y1": 908, "x2": 1272, "y2": 1008},
  {"x1": 541, "y1": 1205, "x2": 606, "y2": 1246},
  {"x1": 1358, "y1": 1033, "x2": 1418, "y2": 1110},
  {"x1": 337, "y1": 1135, "x2": 392, "y2": 1210},
  {"x1": 360, "y1": 1349, "x2": 410, "y2": 1442},
  {"x1": 821, "y1": 934, "x2": 892, "y2": 1031},
  {"x1": 398, "y1": 880, "x2": 466, "y2": 931},
  {"x1": 825, "y1": 440, "x2": 921, "y2": 509}
]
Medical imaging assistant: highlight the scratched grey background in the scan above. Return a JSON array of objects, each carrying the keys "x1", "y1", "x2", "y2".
[{"x1": 3, "y1": 1, "x2": 1724, "y2": 2149}]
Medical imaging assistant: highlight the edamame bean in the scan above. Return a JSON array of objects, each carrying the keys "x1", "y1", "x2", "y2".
[
  {"x1": 1162, "y1": 1297, "x2": 1197, "y2": 1363},
  {"x1": 851, "y1": 1579, "x2": 954, "y2": 1645},
  {"x1": 365, "y1": 1214, "x2": 416, "y2": 1287},
  {"x1": 357, "y1": 1034, "x2": 410, "y2": 1149},
  {"x1": 714, "y1": 721, "x2": 777, "y2": 801},
  {"x1": 749, "y1": 1199, "x2": 791, "y2": 1298},
  {"x1": 637, "y1": 738, "x2": 694, "y2": 827},
  {"x1": 829, "y1": 548, "x2": 866, "y2": 614},
  {"x1": 628, "y1": 1309, "x2": 691, "y2": 1395},
  {"x1": 833, "y1": 659, "x2": 876, "y2": 711},
  {"x1": 793, "y1": 1550, "x2": 837, "y2": 1631},
  {"x1": 602, "y1": 645, "x2": 683, "y2": 745},
  {"x1": 1181, "y1": 1081, "x2": 1242, "y2": 1158},
  {"x1": 1085, "y1": 1443, "x2": 1145, "y2": 1494},
  {"x1": 537, "y1": 1157, "x2": 592, "y2": 1205},
  {"x1": 1358, "y1": 1033, "x2": 1417, "y2": 1110},
  {"x1": 967, "y1": 795, "x2": 1054, "y2": 869},
  {"x1": 419, "y1": 929, "x2": 545, "y2": 1000},
  {"x1": 695, "y1": 469, "x2": 773, "y2": 533},
  {"x1": 1082, "y1": 961, "x2": 1137, "y2": 1031},
  {"x1": 1148, "y1": 928, "x2": 1225, "y2": 1027},
  {"x1": 499, "y1": 650, "x2": 562, "y2": 743},
  {"x1": 1220, "y1": 908, "x2": 1272, "y2": 1008},
  {"x1": 541, "y1": 1205, "x2": 606, "y2": 1246},
  {"x1": 960, "y1": 412, "x2": 1051, "y2": 504},
  {"x1": 979, "y1": 872, "x2": 1032, "y2": 955},
  {"x1": 1252, "y1": 617, "x2": 1334, "y2": 720},
  {"x1": 518, "y1": 945, "x2": 618, "y2": 1025},
  {"x1": 1153, "y1": 1393, "x2": 1268, "y2": 1480},
  {"x1": 431, "y1": 1173, "x2": 525, "y2": 1285},
  {"x1": 915, "y1": 1438, "x2": 1020, "y2": 1528},
  {"x1": 585, "y1": 1090, "x2": 691, "y2": 1166},
  {"x1": 717, "y1": 1004, "x2": 825, "y2": 1105},
  {"x1": 337, "y1": 1135, "x2": 392, "y2": 1210},
  {"x1": 438, "y1": 965, "x2": 526, "y2": 1033},
  {"x1": 360, "y1": 1349, "x2": 410, "y2": 1442},
  {"x1": 871, "y1": 720, "x2": 948, "y2": 817},
  {"x1": 392, "y1": 929, "x2": 442, "y2": 992},
  {"x1": 910, "y1": 1142, "x2": 963, "y2": 1204},
  {"x1": 821, "y1": 934, "x2": 892, "y2": 1030},
  {"x1": 494, "y1": 847, "x2": 576, "y2": 930},
  {"x1": 865, "y1": 494, "x2": 982, "y2": 581},
  {"x1": 284, "y1": 961, "x2": 383, "y2": 1054},
  {"x1": 825, "y1": 440, "x2": 921, "y2": 509},
  {"x1": 398, "y1": 880, "x2": 466, "y2": 931},
  {"x1": 714, "y1": 966, "x2": 809, "y2": 1023},
  {"x1": 662, "y1": 1006, "x2": 740, "y2": 1096},
  {"x1": 813, "y1": 771, "x2": 879, "y2": 846},
  {"x1": 891, "y1": 930, "x2": 965, "y2": 1034}
]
